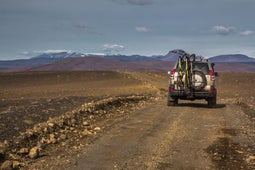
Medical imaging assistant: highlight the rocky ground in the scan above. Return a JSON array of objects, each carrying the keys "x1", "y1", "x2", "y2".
[
  {"x1": 0, "y1": 95, "x2": 154, "y2": 169},
  {"x1": 0, "y1": 71, "x2": 157, "y2": 169},
  {"x1": 0, "y1": 71, "x2": 254, "y2": 169}
]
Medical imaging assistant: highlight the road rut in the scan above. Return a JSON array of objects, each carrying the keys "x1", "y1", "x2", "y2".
[{"x1": 59, "y1": 98, "x2": 252, "y2": 170}]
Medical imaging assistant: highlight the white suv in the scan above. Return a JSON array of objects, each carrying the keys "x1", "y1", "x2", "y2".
[{"x1": 167, "y1": 52, "x2": 218, "y2": 107}]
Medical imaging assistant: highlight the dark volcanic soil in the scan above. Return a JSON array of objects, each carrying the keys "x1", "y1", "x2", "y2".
[
  {"x1": 0, "y1": 71, "x2": 254, "y2": 170},
  {"x1": 0, "y1": 96, "x2": 96, "y2": 141}
]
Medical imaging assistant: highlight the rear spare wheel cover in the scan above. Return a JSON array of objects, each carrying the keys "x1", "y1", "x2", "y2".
[{"x1": 192, "y1": 71, "x2": 207, "y2": 90}]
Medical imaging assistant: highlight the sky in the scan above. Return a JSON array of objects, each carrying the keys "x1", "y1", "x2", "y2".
[{"x1": 0, "y1": 0, "x2": 255, "y2": 60}]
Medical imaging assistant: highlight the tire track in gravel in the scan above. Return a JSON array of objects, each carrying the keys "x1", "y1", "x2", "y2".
[
  {"x1": 63, "y1": 99, "x2": 227, "y2": 170},
  {"x1": 120, "y1": 101, "x2": 226, "y2": 170},
  {"x1": 120, "y1": 106, "x2": 188, "y2": 170}
]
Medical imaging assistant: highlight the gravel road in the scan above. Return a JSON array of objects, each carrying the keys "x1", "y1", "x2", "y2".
[
  {"x1": 55, "y1": 98, "x2": 254, "y2": 170},
  {"x1": 24, "y1": 72, "x2": 254, "y2": 170},
  {"x1": 1, "y1": 72, "x2": 255, "y2": 170}
]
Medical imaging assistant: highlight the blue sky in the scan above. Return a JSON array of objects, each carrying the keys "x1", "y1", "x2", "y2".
[{"x1": 0, "y1": 0, "x2": 255, "y2": 60}]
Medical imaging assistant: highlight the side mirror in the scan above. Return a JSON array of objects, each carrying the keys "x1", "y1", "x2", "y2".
[
  {"x1": 214, "y1": 72, "x2": 219, "y2": 77},
  {"x1": 211, "y1": 63, "x2": 215, "y2": 68}
]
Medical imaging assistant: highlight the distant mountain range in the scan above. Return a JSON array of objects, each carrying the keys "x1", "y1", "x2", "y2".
[
  {"x1": 153, "y1": 49, "x2": 186, "y2": 61},
  {"x1": 209, "y1": 54, "x2": 255, "y2": 63},
  {"x1": 0, "y1": 50, "x2": 255, "y2": 72},
  {"x1": 28, "y1": 57, "x2": 175, "y2": 72}
]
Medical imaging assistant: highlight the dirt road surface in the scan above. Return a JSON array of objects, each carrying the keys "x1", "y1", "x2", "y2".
[
  {"x1": 52, "y1": 99, "x2": 252, "y2": 170},
  {"x1": 0, "y1": 71, "x2": 254, "y2": 169}
]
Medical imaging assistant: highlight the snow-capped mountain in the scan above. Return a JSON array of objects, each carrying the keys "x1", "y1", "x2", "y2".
[
  {"x1": 1, "y1": 50, "x2": 255, "y2": 72},
  {"x1": 32, "y1": 52, "x2": 83, "y2": 59}
]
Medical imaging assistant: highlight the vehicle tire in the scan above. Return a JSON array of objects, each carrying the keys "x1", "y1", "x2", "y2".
[
  {"x1": 192, "y1": 71, "x2": 207, "y2": 91},
  {"x1": 208, "y1": 96, "x2": 216, "y2": 108},
  {"x1": 167, "y1": 95, "x2": 178, "y2": 106}
]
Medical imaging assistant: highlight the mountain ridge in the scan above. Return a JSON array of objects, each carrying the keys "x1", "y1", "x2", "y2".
[
  {"x1": 1, "y1": 50, "x2": 255, "y2": 72},
  {"x1": 28, "y1": 56, "x2": 175, "y2": 72},
  {"x1": 209, "y1": 54, "x2": 255, "y2": 62}
]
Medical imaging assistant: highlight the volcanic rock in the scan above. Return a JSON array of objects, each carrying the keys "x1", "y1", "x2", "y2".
[
  {"x1": 0, "y1": 160, "x2": 12, "y2": 170},
  {"x1": 29, "y1": 147, "x2": 39, "y2": 159},
  {"x1": 18, "y1": 148, "x2": 29, "y2": 154}
]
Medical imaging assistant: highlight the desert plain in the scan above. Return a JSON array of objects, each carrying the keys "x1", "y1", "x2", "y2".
[{"x1": 0, "y1": 71, "x2": 254, "y2": 169}]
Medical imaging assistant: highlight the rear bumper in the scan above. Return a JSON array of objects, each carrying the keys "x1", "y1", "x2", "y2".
[{"x1": 169, "y1": 90, "x2": 216, "y2": 99}]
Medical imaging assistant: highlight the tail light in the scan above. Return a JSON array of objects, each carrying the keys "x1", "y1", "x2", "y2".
[
  {"x1": 169, "y1": 87, "x2": 174, "y2": 92},
  {"x1": 209, "y1": 71, "x2": 216, "y2": 93},
  {"x1": 210, "y1": 89, "x2": 216, "y2": 93},
  {"x1": 210, "y1": 70, "x2": 214, "y2": 76},
  {"x1": 210, "y1": 70, "x2": 215, "y2": 81},
  {"x1": 171, "y1": 69, "x2": 176, "y2": 75}
]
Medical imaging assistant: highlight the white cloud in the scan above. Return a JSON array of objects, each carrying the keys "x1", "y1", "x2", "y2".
[
  {"x1": 102, "y1": 44, "x2": 125, "y2": 54},
  {"x1": 135, "y1": 26, "x2": 151, "y2": 32},
  {"x1": 240, "y1": 30, "x2": 254, "y2": 36},
  {"x1": 47, "y1": 50, "x2": 71, "y2": 53},
  {"x1": 19, "y1": 51, "x2": 31, "y2": 56},
  {"x1": 19, "y1": 50, "x2": 72, "y2": 56},
  {"x1": 211, "y1": 25, "x2": 236, "y2": 35},
  {"x1": 35, "y1": 50, "x2": 72, "y2": 54},
  {"x1": 84, "y1": 53, "x2": 106, "y2": 56},
  {"x1": 103, "y1": 44, "x2": 124, "y2": 49},
  {"x1": 211, "y1": 26, "x2": 254, "y2": 37}
]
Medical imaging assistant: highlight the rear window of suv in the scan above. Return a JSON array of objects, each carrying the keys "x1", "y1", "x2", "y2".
[{"x1": 192, "y1": 63, "x2": 209, "y2": 74}]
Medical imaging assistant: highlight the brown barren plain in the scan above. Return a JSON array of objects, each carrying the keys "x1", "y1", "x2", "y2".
[{"x1": 0, "y1": 71, "x2": 254, "y2": 169}]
